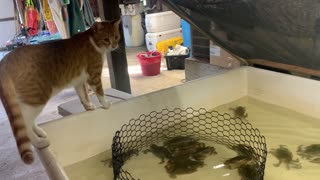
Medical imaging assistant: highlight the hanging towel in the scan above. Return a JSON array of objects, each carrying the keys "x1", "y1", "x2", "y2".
[
  {"x1": 67, "y1": 0, "x2": 85, "y2": 36},
  {"x1": 25, "y1": 0, "x2": 40, "y2": 35},
  {"x1": 81, "y1": 0, "x2": 95, "y2": 28}
]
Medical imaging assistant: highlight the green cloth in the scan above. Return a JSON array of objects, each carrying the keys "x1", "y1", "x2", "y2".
[
  {"x1": 81, "y1": 0, "x2": 95, "y2": 28},
  {"x1": 67, "y1": 0, "x2": 85, "y2": 36},
  {"x1": 61, "y1": 0, "x2": 70, "y2": 5}
]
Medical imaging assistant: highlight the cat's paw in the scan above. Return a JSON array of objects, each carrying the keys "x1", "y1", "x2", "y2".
[
  {"x1": 32, "y1": 138, "x2": 50, "y2": 149},
  {"x1": 101, "y1": 101, "x2": 111, "y2": 109},
  {"x1": 84, "y1": 103, "x2": 96, "y2": 111},
  {"x1": 33, "y1": 126, "x2": 47, "y2": 138}
]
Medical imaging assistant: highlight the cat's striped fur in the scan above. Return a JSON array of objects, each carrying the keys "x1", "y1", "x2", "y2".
[{"x1": 0, "y1": 19, "x2": 121, "y2": 164}]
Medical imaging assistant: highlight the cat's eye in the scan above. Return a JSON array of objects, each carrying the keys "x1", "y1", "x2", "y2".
[{"x1": 104, "y1": 38, "x2": 110, "y2": 43}]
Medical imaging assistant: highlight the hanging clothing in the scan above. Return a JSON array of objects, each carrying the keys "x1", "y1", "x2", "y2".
[
  {"x1": 81, "y1": 0, "x2": 95, "y2": 28},
  {"x1": 47, "y1": 0, "x2": 69, "y2": 38},
  {"x1": 24, "y1": 0, "x2": 40, "y2": 35},
  {"x1": 67, "y1": 0, "x2": 85, "y2": 36}
]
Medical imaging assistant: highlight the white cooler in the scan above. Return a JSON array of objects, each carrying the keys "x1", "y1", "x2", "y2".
[
  {"x1": 145, "y1": 11, "x2": 181, "y2": 33},
  {"x1": 145, "y1": 28, "x2": 182, "y2": 51}
]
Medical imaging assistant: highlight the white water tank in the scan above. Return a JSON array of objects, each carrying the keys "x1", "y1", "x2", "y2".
[{"x1": 122, "y1": 14, "x2": 144, "y2": 47}]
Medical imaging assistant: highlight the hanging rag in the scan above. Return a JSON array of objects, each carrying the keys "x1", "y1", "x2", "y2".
[
  {"x1": 46, "y1": 0, "x2": 69, "y2": 38},
  {"x1": 25, "y1": 0, "x2": 40, "y2": 35},
  {"x1": 67, "y1": 0, "x2": 85, "y2": 36},
  {"x1": 43, "y1": 0, "x2": 53, "y2": 21},
  {"x1": 80, "y1": 0, "x2": 95, "y2": 28},
  {"x1": 42, "y1": 0, "x2": 58, "y2": 34}
]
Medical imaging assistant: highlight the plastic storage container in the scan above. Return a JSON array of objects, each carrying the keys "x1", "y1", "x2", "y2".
[
  {"x1": 146, "y1": 28, "x2": 182, "y2": 51},
  {"x1": 156, "y1": 36, "x2": 183, "y2": 54},
  {"x1": 145, "y1": 11, "x2": 181, "y2": 33},
  {"x1": 165, "y1": 53, "x2": 189, "y2": 70},
  {"x1": 137, "y1": 51, "x2": 162, "y2": 76}
]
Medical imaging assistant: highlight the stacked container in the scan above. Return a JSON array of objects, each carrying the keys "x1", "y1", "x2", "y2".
[{"x1": 145, "y1": 11, "x2": 182, "y2": 52}]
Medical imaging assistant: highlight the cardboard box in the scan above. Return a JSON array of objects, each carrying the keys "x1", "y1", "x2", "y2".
[{"x1": 210, "y1": 41, "x2": 240, "y2": 69}]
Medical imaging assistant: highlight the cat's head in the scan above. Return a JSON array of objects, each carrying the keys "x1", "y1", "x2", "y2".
[{"x1": 90, "y1": 19, "x2": 121, "y2": 51}]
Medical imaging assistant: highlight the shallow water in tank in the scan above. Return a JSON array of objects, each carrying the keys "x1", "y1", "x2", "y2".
[
  {"x1": 64, "y1": 150, "x2": 113, "y2": 180},
  {"x1": 214, "y1": 97, "x2": 320, "y2": 180},
  {"x1": 64, "y1": 97, "x2": 320, "y2": 180}
]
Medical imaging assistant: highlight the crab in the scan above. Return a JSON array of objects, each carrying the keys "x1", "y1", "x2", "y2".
[
  {"x1": 269, "y1": 145, "x2": 301, "y2": 169},
  {"x1": 229, "y1": 106, "x2": 248, "y2": 119},
  {"x1": 297, "y1": 144, "x2": 320, "y2": 160}
]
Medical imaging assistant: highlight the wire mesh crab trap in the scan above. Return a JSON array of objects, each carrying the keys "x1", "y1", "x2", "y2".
[{"x1": 111, "y1": 108, "x2": 267, "y2": 180}]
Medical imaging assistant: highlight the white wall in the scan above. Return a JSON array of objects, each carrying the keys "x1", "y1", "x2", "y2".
[{"x1": 0, "y1": 1, "x2": 16, "y2": 46}]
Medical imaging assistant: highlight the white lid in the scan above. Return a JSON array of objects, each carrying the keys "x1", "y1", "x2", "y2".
[{"x1": 146, "y1": 11, "x2": 176, "y2": 18}]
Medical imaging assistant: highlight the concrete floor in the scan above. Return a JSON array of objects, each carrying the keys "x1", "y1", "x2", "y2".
[{"x1": 0, "y1": 46, "x2": 185, "y2": 179}]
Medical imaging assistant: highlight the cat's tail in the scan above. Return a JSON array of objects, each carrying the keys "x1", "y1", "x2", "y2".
[{"x1": 0, "y1": 71, "x2": 34, "y2": 164}]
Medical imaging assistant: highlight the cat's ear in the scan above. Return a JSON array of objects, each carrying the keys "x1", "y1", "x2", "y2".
[
  {"x1": 92, "y1": 22, "x2": 103, "y2": 32},
  {"x1": 112, "y1": 19, "x2": 121, "y2": 29}
]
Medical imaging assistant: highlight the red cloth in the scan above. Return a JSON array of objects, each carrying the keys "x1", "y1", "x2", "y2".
[{"x1": 25, "y1": 6, "x2": 38, "y2": 35}]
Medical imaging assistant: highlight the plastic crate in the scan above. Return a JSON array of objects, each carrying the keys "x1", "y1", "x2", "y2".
[{"x1": 165, "y1": 54, "x2": 189, "y2": 70}]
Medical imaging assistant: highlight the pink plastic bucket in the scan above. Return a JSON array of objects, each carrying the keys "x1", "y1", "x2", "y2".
[{"x1": 137, "y1": 51, "x2": 162, "y2": 76}]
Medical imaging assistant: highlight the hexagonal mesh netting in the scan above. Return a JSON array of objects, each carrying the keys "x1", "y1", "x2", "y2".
[{"x1": 111, "y1": 108, "x2": 267, "y2": 180}]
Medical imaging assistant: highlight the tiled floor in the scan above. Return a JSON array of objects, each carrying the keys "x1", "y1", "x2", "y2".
[{"x1": 0, "y1": 47, "x2": 185, "y2": 179}]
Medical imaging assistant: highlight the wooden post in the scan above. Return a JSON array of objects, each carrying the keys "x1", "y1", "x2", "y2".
[{"x1": 100, "y1": 0, "x2": 131, "y2": 93}]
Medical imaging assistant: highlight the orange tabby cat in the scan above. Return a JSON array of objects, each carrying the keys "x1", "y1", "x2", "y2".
[{"x1": 0, "y1": 19, "x2": 121, "y2": 164}]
